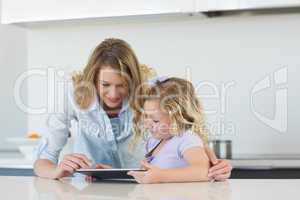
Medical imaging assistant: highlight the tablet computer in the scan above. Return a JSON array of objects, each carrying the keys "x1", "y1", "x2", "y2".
[{"x1": 76, "y1": 168, "x2": 146, "y2": 180}]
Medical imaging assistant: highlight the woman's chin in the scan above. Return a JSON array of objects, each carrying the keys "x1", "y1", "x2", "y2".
[{"x1": 104, "y1": 101, "x2": 122, "y2": 109}]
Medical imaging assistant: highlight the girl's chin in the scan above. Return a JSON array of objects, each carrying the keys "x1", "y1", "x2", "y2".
[{"x1": 151, "y1": 133, "x2": 172, "y2": 140}]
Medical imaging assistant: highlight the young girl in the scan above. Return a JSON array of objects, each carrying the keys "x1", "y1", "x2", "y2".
[{"x1": 128, "y1": 77, "x2": 210, "y2": 183}]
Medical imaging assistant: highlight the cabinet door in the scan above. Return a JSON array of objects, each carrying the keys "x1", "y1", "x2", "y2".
[
  {"x1": 195, "y1": 0, "x2": 300, "y2": 11},
  {"x1": 1, "y1": 0, "x2": 195, "y2": 24},
  {"x1": 195, "y1": 0, "x2": 239, "y2": 11},
  {"x1": 238, "y1": 0, "x2": 300, "y2": 9}
]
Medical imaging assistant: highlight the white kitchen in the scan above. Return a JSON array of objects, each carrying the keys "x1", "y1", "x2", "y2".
[{"x1": 0, "y1": 0, "x2": 300, "y2": 199}]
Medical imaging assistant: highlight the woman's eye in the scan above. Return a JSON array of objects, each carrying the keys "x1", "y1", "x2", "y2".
[
  {"x1": 153, "y1": 120, "x2": 159, "y2": 123},
  {"x1": 102, "y1": 83, "x2": 110, "y2": 87}
]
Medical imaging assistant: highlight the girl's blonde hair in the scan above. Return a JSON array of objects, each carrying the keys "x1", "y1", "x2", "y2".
[
  {"x1": 132, "y1": 77, "x2": 209, "y2": 146},
  {"x1": 72, "y1": 38, "x2": 155, "y2": 113}
]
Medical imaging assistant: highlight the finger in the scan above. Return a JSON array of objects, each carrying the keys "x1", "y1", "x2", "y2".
[
  {"x1": 208, "y1": 167, "x2": 230, "y2": 178},
  {"x1": 63, "y1": 160, "x2": 80, "y2": 170},
  {"x1": 65, "y1": 154, "x2": 92, "y2": 168},
  {"x1": 205, "y1": 147, "x2": 218, "y2": 165},
  {"x1": 71, "y1": 154, "x2": 93, "y2": 166},
  {"x1": 209, "y1": 160, "x2": 228, "y2": 173},
  {"x1": 65, "y1": 156, "x2": 91, "y2": 169},
  {"x1": 140, "y1": 160, "x2": 153, "y2": 170},
  {"x1": 127, "y1": 171, "x2": 144, "y2": 183},
  {"x1": 95, "y1": 163, "x2": 112, "y2": 169},
  {"x1": 213, "y1": 173, "x2": 230, "y2": 181},
  {"x1": 61, "y1": 163, "x2": 75, "y2": 174}
]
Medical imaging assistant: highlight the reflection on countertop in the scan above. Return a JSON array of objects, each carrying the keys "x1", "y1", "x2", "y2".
[
  {"x1": 2, "y1": 176, "x2": 232, "y2": 200},
  {"x1": 1, "y1": 176, "x2": 300, "y2": 200}
]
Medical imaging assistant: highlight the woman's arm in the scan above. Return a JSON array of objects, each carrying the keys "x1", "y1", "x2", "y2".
[
  {"x1": 34, "y1": 159, "x2": 59, "y2": 179},
  {"x1": 34, "y1": 86, "x2": 92, "y2": 179},
  {"x1": 128, "y1": 147, "x2": 209, "y2": 183},
  {"x1": 34, "y1": 154, "x2": 92, "y2": 179}
]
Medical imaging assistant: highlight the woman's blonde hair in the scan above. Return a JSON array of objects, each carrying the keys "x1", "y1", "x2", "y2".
[
  {"x1": 72, "y1": 38, "x2": 155, "y2": 112},
  {"x1": 132, "y1": 77, "x2": 209, "y2": 146}
]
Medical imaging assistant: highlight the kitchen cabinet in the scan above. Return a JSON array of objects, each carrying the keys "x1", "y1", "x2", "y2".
[
  {"x1": 1, "y1": 0, "x2": 195, "y2": 24},
  {"x1": 238, "y1": 0, "x2": 300, "y2": 9},
  {"x1": 2, "y1": 0, "x2": 300, "y2": 24}
]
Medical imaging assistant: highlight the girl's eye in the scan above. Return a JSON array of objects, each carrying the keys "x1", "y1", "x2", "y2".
[
  {"x1": 153, "y1": 120, "x2": 159, "y2": 123},
  {"x1": 102, "y1": 83, "x2": 110, "y2": 87}
]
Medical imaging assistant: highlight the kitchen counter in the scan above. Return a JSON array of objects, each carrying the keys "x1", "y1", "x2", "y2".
[
  {"x1": 231, "y1": 159, "x2": 300, "y2": 169},
  {"x1": 1, "y1": 176, "x2": 299, "y2": 200},
  {"x1": 1, "y1": 151, "x2": 300, "y2": 178},
  {"x1": 0, "y1": 151, "x2": 33, "y2": 168}
]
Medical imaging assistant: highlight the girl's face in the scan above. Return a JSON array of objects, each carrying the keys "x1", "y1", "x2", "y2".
[
  {"x1": 143, "y1": 99, "x2": 172, "y2": 140},
  {"x1": 96, "y1": 66, "x2": 129, "y2": 110}
]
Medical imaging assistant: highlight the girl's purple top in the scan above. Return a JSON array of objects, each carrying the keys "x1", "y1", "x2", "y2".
[{"x1": 145, "y1": 130, "x2": 204, "y2": 169}]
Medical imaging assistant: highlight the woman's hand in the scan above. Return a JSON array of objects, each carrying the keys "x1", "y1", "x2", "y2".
[
  {"x1": 205, "y1": 147, "x2": 232, "y2": 181},
  {"x1": 54, "y1": 153, "x2": 92, "y2": 179},
  {"x1": 128, "y1": 160, "x2": 162, "y2": 184}
]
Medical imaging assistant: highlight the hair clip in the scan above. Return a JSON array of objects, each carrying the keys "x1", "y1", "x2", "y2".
[{"x1": 147, "y1": 76, "x2": 169, "y2": 86}]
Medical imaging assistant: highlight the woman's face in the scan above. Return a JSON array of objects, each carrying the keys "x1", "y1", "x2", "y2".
[
  {"x1": 96, "y1": 66, "x2": 129, "y2": 110},
  {"x1": 143, "y1": 99, "x2": 172, "y2": 140}
]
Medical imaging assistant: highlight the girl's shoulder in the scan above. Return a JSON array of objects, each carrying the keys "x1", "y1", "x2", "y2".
[
  {"x1": 145, "y1": 136, "x2": 160, "y2": 152},
  {"x1": 174, "y1": 130, "x2": 204, "y2": 157},
  {"x1": 176, "y1": 130, "x2": 203, "y2": 142}
]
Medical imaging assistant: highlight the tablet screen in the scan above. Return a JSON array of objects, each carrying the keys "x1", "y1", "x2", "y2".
[{"x1": 76, "y1": 168, "x2": 146, "y2": 180}]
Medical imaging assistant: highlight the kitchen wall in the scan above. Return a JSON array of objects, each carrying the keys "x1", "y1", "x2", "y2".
[
  {"x1": 0, "y1": 0, "x2": 27, "y2": 150},
  {"x1": 23, "y1": 12, "x2": 300, "y2": 156}
]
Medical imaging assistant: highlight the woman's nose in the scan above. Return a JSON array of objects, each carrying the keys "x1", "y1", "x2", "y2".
[{"x1": 107, "y1": 86, "x2": 119, "y2": 98}]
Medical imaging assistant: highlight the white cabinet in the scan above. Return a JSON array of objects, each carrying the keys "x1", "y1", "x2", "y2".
[
  {"x1": 1, "y1": 0, "x2": 195, "y2": 24},
  {"x1": 195, "y1": 0, "x2": 239, "y2": 11},
  {"x1": 195, "y1": 0, "x2": 300, "y2": 11},
  {"x1": 238, "y1": 0, "x2": 300, "y2": 9},
  {"x1": 2, "y1": 0, "x2": 300, "y2": 24}
]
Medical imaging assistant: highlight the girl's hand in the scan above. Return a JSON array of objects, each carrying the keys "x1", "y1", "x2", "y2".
[
  {"x1": 54, "y1": 153, "x2": 92, "y2": 179},
  {"x1": 128, "y1": 160, "x2": 162, "y2": 184},
  {"x1": 205, "y1": 147, "x2": 232, "y2": 181}
]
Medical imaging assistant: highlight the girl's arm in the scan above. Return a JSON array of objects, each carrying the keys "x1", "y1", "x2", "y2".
[
  {"x1": 157, "y1": 147, "x2": 209, "y2": 183},
  {"x1": 128, "y1": 147, "x2": 210, "y2": 183}
]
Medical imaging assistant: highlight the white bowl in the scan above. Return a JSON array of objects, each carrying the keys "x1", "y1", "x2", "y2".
[
  {"x1": 18, "y1": 145, "x2": 38, "y2": 160},
  {"x1": 6, "y1": 137, "x2": 40, "y2": 160}
]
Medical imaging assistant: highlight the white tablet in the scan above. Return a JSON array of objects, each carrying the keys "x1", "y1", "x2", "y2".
[{"x1": 76, "y1": 168, "x2": 146, "y2": 180}]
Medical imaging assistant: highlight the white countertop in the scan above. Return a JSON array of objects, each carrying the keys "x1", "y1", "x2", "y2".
[{"x1": 1, "y1": 176, "x2": 299, "y2": 200}]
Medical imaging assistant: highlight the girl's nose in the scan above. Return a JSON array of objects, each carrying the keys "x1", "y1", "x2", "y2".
[{"x1": 144, "y1": 119, "x2": 153, "y2": 129}]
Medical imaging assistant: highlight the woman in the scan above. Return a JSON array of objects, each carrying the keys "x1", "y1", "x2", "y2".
[{"x1": 34, "y1": 38, "x2": 232, "y2": 180}]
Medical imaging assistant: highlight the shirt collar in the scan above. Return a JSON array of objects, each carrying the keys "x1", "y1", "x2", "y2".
[{"x1": 88, "y1": 96, "x2": 130, "y2": 115}]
